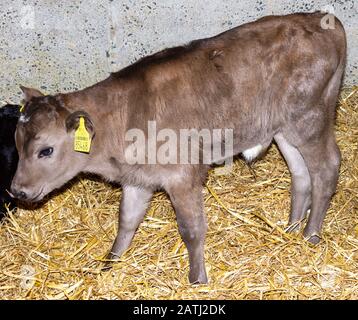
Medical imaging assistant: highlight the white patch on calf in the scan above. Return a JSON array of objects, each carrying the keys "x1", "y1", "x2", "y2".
[
  {"x1": 19, "y1": 114, "x2": 30, "y2": 123},
  {"x1": 242, "y1": 144, "x2": 263, "y2": 162}
]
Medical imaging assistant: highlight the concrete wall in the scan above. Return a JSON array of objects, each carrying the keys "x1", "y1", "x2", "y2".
[{"x1": 0, "y1": 0, "x2": 357, "y2": 105}]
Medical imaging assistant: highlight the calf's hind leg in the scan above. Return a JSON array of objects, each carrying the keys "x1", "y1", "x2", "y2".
[
  {"x1": 298, "y1": 135, "x2": 341, "y2": 244},
  {"x1": 274, "y1": 133, "x2": 311, "y2": 231}
]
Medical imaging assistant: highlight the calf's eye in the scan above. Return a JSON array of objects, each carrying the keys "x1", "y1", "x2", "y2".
[{"x1": 38, "y1": 147, "x2": 53, "y2": 158}]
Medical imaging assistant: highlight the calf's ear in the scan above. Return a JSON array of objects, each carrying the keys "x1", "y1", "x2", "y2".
[
  {"x1": 20, "y1": 86, "x2": 44, "y2": 102},
  {"x1": 65, "y1": 110, "x2": 95, "y2": 137}
]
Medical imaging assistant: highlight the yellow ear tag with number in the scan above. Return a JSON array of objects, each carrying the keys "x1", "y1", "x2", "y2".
[
  {"x1": 74, "y1": 117, "x2": 91, "y2": 153},
  {"x1": 19, "y1": 104, "x2": 25, "y2": 113}
]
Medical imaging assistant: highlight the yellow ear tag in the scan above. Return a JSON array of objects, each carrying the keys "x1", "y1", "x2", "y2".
[
  {"x1": 19, "y1": 104, "x2": 25, "y2": 113},
  {"x1": 74, "y1": 117, "x2": 91, "y2": 153}
]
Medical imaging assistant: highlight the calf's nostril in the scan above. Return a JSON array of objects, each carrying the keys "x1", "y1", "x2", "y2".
[
  {"x1": 10, "y1": 188, "x2": 27, "y2": 200},
  {"x1": 18, "y1": 191, "x2": 27, "y2": 200}
]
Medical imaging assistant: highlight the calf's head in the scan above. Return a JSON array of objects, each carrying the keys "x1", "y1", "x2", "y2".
[{"x1": 11, "y1": 87, "x2": 95, "y2": 202}]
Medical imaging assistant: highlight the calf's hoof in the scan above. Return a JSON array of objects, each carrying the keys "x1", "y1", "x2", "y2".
[
  {"x1": 306, "y1": 235, "x2": 321, "y2": 245},
  {"x1": 106, "y1": 251, "x2": 121, "y2": 261},
  {"x1": 101, "y1": 252, "x2": 120, "y2": 272},
  {"x1": 304, "y1": 230, "x2": 321, "y2": 245},
  {"x1": 189, "y1": 271, "x2": 208, "y2": 285}
]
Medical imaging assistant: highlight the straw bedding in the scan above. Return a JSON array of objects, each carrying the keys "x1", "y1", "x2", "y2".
[{"x1": 0, "y1": 86, "x2": 357, "y2": 300}]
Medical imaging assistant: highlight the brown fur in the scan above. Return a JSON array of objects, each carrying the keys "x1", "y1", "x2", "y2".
[{"x1": 11, "y1": 13, "x2": 346, "y2": 283}]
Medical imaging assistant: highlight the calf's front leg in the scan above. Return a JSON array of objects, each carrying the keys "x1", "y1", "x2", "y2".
[
  {"x1": 107, "y1": 185, "x2": 153, "y2": 260},
  {"x1": 166, "y1": 183, "x2": 208, "y2": 284}
]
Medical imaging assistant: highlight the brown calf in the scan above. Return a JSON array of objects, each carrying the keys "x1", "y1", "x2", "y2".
[{"x1": 11, "y1": 12, "x2": 346, "y2": 283}]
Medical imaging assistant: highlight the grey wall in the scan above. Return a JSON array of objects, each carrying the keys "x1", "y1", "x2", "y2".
[{"x1": 0, "y1": 0, "x2": 357, "y2": 105}]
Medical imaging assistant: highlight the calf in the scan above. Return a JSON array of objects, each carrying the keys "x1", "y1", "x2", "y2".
[
  {"x1": 0, "y1": 104, "x2": 19, "y2": 218},
  {"x1": 11, "y1": 12, "x2": 346, "y2": 283}
]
